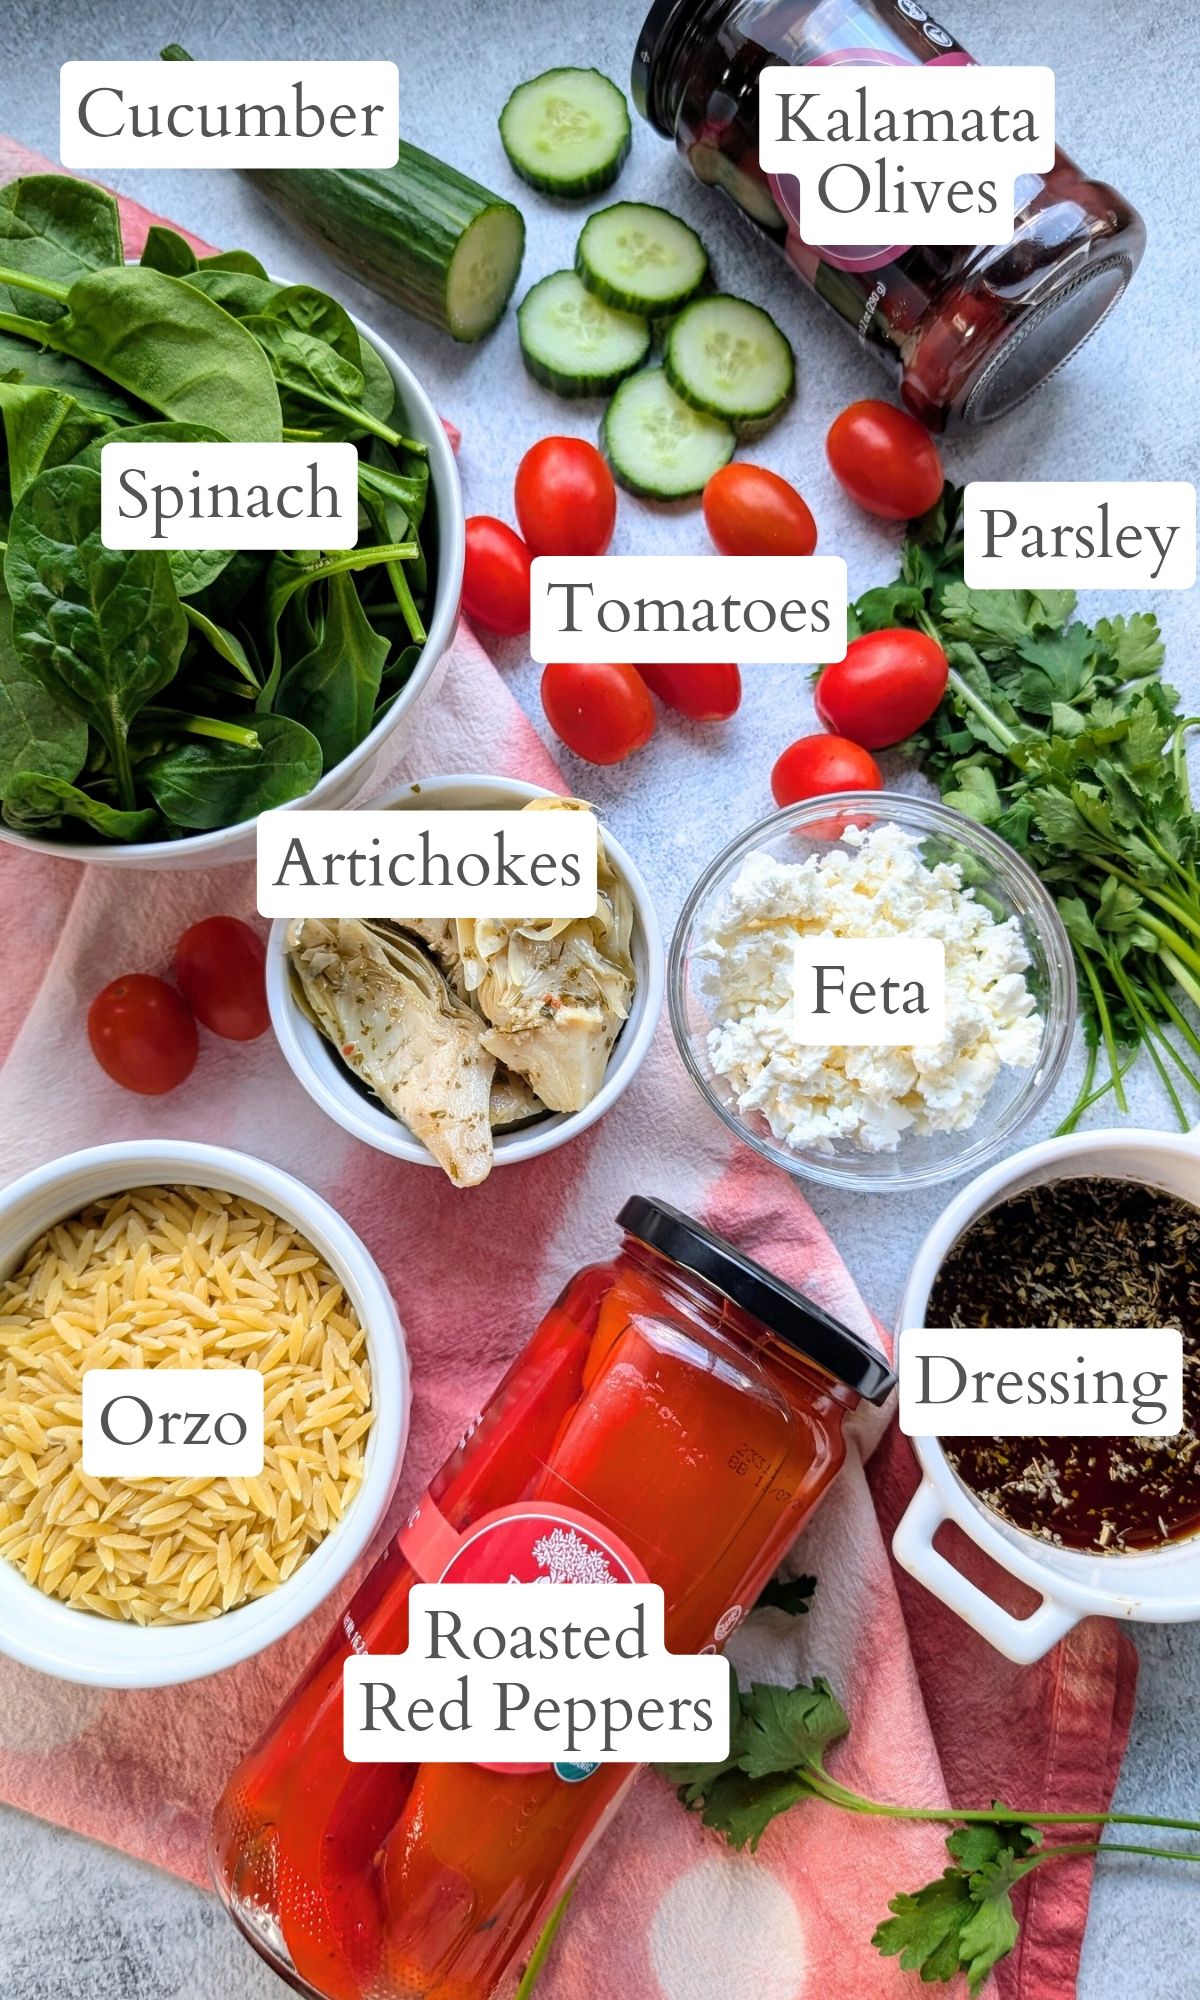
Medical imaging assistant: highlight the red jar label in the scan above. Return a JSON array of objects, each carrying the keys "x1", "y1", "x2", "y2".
[
  {"x1": 769, "y1": 44, "x2": 974, "y2": 274},
  {"x1": 400, "y1": 1499, "x2": 649, "y2": 1778}
]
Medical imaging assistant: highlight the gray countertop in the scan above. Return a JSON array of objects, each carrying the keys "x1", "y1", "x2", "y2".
[{"x1": 1, "y1": 0, "x2": 1198, "y2": 1992}]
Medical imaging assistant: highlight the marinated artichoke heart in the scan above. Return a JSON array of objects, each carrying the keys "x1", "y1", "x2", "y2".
[
  {"x1": 455, "y1": 800, "x2": 637, "y2": 1114},
  {"x1": 287, "y1": 918, "x2": 496, "y2": 1186},
  {"x1": 489, "y1": 1066, "x2": 545, "y2": 1128}
]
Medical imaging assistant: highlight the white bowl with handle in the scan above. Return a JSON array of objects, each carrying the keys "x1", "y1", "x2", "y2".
[
  {"x1": 893, "y1": 1125, "x2": 1200, "y2": 1664},
  {"x1": 0, "y1": 1140, "x2": 408, "y2": 1686}
]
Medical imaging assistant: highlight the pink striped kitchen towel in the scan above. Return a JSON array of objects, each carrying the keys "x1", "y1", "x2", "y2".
[{"x1": 0, "y1": 154, "x2": 1136, "y2": 2000}]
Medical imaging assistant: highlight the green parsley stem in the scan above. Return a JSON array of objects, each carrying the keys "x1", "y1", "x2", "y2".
[
  {"x1": 1090, "y1": 857, "x2": 1200, "y2": 950},
  {"x1": 1023, "y1": 1841, "x2": 1200, "y2": 1868},
  {"x1": 1158, "y1": 948, "x2": 1200, "y2": 1015},
  {"x1": 1074, "y1": 947, "x2": 1129, "y2": 1115},
  {"x1": 1148, "y1": 975, "x2": 1200, "y2": 1065},
  {"x1": 799, "y1": 1765, "x2": 1200, "y2": 1837},
  {"x1": 1137, "y1": 912, "x2": 1200, "y2": 979},
  {"x1": 514, "y1": 1887, "x2": 575, "y2": 2000},
  {"x1": 944, "y1": 663, "x2": 1023, "y2": 752}
]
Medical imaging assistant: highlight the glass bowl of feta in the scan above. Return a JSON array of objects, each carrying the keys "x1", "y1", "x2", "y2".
[{"x1": 669, "y1": 793, "x2": 1077, "y2": 1191}]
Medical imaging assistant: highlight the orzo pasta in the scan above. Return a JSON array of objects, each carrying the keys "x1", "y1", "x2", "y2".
[{"x1": 0, "y1": 1185, "x2": 373, "y2": 1625}]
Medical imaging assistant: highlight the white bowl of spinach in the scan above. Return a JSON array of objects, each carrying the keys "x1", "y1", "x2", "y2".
[{"x1": 0, "y1": 175, "x2": 463, "y2": 866}]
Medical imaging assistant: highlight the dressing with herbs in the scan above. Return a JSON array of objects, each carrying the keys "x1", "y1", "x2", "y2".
[{"x1": 928, "y1": 1177, "x2": 1200, "y2": 1554}]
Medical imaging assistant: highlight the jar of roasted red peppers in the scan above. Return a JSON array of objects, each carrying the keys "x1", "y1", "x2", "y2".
[
  {"x1": 211, "y1": 1196, "x2": 894, "y2": 2000},
  {"x1": 632, "y1": 0, "x2": 1145, "y2": 430}
]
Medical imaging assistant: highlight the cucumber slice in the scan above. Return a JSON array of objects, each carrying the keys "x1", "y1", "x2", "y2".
[
  {"x1": 664, "y1": 295, "x2": 795, "y2": 426},
  {"x1": 518, "y1": 271, "x2": 649, "y2": 397},
  {"x1": 603, "y1": 367, "x2": 734, "y2": 499},
  {"x1": 500, "y1": 68, "x2": 631, "y2": 196},
  {"x1": 576, "y1": 202, "x2": 708, "y2": 315}
]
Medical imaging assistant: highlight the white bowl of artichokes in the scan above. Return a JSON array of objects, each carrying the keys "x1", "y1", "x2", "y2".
[{"x1": 266, "y1": 776, "x2": 665, "y2": 1183}]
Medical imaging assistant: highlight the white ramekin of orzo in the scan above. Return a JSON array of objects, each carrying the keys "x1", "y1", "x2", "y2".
[{"x1": 0, "y1": 1141, "x2": 408, "y2": 1686}]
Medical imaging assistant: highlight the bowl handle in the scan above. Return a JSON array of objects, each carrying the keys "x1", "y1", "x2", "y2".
[{"x1": 893, "y1": 1478, "x2": 1080, "y2": 1664}]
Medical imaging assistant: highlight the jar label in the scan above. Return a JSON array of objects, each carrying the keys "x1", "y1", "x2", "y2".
[
  {"x1": 768, "y1": 43, "x2": 975, "y2": 277},
  {"x1": 400, "y1": 1498, "x2": 649, "y2": 1779}
]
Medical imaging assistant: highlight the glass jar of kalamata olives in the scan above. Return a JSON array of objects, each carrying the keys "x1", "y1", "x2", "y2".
[{"x1": 632, "y1": 0, "x2": 1145, "y2": 430}]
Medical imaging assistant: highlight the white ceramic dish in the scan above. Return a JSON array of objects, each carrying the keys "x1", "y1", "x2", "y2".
[
  {"x1": 0, "y1": 306, "x2": 464, "y2": 871},
  {"x1": 267, "y1": 774, "x2": 665, "y2": 1171},
  {"x1": 0, "y1": 1141, "x2": 408, "y2": 1687},
  {"x1": 894, "y1": 1125, "x2": 1200, "y2": 1663}
]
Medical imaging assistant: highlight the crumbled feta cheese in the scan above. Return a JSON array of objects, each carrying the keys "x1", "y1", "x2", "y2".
[{"x1": 698, "y1": 822, "x2": 1042, "y2": 1154}]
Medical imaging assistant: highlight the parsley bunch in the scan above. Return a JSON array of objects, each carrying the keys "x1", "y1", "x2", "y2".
[
  {"x1": 660, "y1": 1666, "x2": 1200, "y2": 1995},
  {"x1": 853, "y1": 485, "x2": 1200, "y2": 1130}
]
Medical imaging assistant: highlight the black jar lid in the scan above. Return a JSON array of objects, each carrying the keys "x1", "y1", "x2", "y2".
[
  {"x1": 618, "y1": 1195, "x2": 896, "y2": 1405},
  {"x1": 631, "y1": 0, "x2": 703, "y2": 135}
]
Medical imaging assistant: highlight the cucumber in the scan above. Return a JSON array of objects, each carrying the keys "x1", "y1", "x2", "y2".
[
  {"x1": 664, "y1": 295, "x2": 795, "y2": 427},
  {"x1": 500, "y1": 68, "x2": 631, "y2": 196},
  {"x1": 602, "y1": 368, "x2": 734, "y2": 499},
  {"x1": 576, "y1": 202, "x2": 708, "y2": 315},
  {"x1": 247, "y1": 147, "x2": 525, "y2": 342},
  {"x1": 518, "y1": 271, "x2": 650, "y2": 397}
]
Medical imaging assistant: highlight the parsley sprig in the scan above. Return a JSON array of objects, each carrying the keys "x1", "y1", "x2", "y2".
[
  {"x1": 854, "y1": 485, "x2": 1200, "y2": 1130},
  {"x1": 660, "y1": 1666, "x2": 1200, "y2": 1995}
]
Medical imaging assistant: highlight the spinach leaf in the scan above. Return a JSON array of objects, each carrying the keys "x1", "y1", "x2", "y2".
[
  {"x1": 242, "y1": 313, "x2": 369, "y2": 425},
  {"x1": 2, "y1": 771, "x2": 157, "y2": 841},
  {"x1": 0, "y1": 382, "x2": 111, "y2": 502},
  {"x1": 277, "y1": 570, "x2": 388, "y2": 766},
  {"x1": 379, "y1": 642, "x2": 422, "y2": 701},
  {"x1": 141, "y1": 712, "x2": 322, "y2": 827},
  {"x1": 254, "y1": 537, "x2": 418, "y2": 709},
  {"x1": 0, "y1": 579, "x2": 87, "y2": 791},
  {"x1": 0, "y1": 176, "x2": 123, "y2": 325},
  {"x1": 0, "y1": 266, "x2": 282, "y2": 441},
  {"x1": 4, "y1": 462, "x2": 187, "y2": 809},
  {"x1": 358, "y1": 453, "x2": 427, "y2": 523},
  {"x1": 184, "y1": 268, "x2": 278, "y2": 317},
  {"x1": 181, "y1": 601, "x2": 261, "y2": 688},
  {"x1": 140, "y1": 225, "x2": 199, "y2": 277},
  {"x1": 358, "y1": 336, "x2": 397, "y2": 426},
  {"x1": 71, "y1": 419, "x2": 235, "y2": 597},
  {"x1": 193, "y1": 548, "x2": 262, "y2": 625},
  {"x1": 199, "y1": 248, "x2": 269, "y2": 277},
  {"x1": 183, "y1": 270, "x2": 395, "y2": 425},
  {"x1": 266, "y1": 285, "x2": 363, "y2": 366},
  {"x1": 0, "y1": 333, "x2": 142, "y2": 423}
]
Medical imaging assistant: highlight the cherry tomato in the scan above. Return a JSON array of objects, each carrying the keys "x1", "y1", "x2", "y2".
[
  {"x1": 637, "y1": 663, "x2": 742, "y2": 721},
  {"x1": 702, "y1": 464, "x2": 817, "y2": 557},
  {"x1": 814, "y1": 628, "x2": 949, "y2": 748},
  {"x1": 87, "y1": 974, "x2": 199, "y2": 1095},
  {"x1": 462, "y1": 516, "x2": 533, "y2": 636},
  {"x1": 174, "y1": 916, "x2": 269, "y2": 1041},
  {"x1": 541, "y1": 662, "x2": 655, "y2": 765},
  {"x1": 771, "y1": 734, "x2": 882, "y2": 807},
  {"x1": 515, "y1": 438, "x2": 616, "y2": 557},
  {"x1": 825, "y1": 399, "x2": 944, "y2": 521}
]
